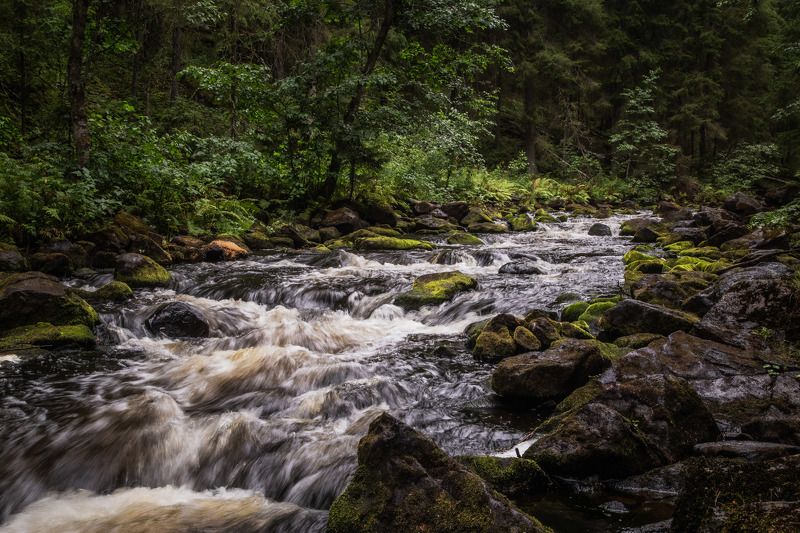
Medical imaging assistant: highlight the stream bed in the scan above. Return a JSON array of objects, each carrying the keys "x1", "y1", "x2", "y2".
[{"x1": 0, "y1": 215, "x2": 666, "y2": 532}]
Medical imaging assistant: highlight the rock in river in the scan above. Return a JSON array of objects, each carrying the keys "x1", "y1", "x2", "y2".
[
  {"x1": 327, "y1": 413, "x2": 548, "y2": 533},
  {"x1": 394, "y1": 271, "x2": 477, "y2": 310},
  {"x1": 145, "y1": 302, "x2": 210, "y2": 338}
]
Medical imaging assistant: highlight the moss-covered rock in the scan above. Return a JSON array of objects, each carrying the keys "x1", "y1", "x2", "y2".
[
  {"x1": 459, "y1": 456, "x2": 551, "y2": 498},
  {"x1": 115, "y1": 253, "x2": 171, "y2": 288},
  {"x1": 0, "y1": 272, "x2": 98, "y2": 331},
  {"x1": 77, "y1": 281, "x2": 134, "y2": 303},
  {"x1": 622, "y1": 249, "x2": 659, "y2": 265},
  {"x1": 0, "y1": 322, "x2": 95, "y2": 351},
  {"x1": 577, "y1": 301, "x2": 617, "y2": 326},
  {"x1": 560, "y1": 301, "x2": 589, "y2": 323},
  {"x1": 468, "y1": 221, "x2": 509, "y2": 234},
  {"x1": 327, "y1": 413, "x2": 548, "y2": 533},
  {"x1": 473, "y1": 328, "x2": 516, "y2": 363},
  {"x1": 507, "y1": 214, "x2": 537, "y2": 232},
  {"x1": 395, "y1": 271, "x2": 477, "y2": 310},
  {"x1": 365, "y1": 226, "x2": 401, "y2": 237},
  {"x1": 668, "y1": 256, "x2": 730, "y2": 273},
  {"x1": 534, "y1": 209, "x2": 558, "y2": 223},
  {"x1": 446, "y1": 232, "x2": 484, "y2": 246},
  {"x1": 558, "y1": 321, "x2": 594, "y2": 340},
  {"x1": 663, "y1": 240, "x2": 694, "y2": 253},
  {"x1": 355, "y1": 236, "x2": 433, "y2": 251},
  {"x1": 600, "y1": 299, "x2": 698, "y2": 338},
  {"x1": 460, "y1": 207, "x2": 494, "y2": 226},
  {"x1": 613, "y1": 332, "x2": 665, "y2": 349},
  {"x1": 491, "y1": 339, "x2": 614, "y2": 403},
  {"x1": 678, "y1": 246, "x2": 723, "y2": 260},
  {"x1": 513, "y1": 326, "x2": 542, "y2": 351}
]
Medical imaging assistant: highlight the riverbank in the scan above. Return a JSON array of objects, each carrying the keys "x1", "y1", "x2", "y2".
[{"x1": 1, "y1": 194, "x2": 799, "y2": 531}]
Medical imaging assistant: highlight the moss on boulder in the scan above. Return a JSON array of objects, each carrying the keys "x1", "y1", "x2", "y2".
[
  {"x1": 395, "y1": 271, "x2": 477, "y2": 310},
  {"x1": 447, "y1": 232, "x2": 484, "y2": 246},
  {"x1": 507, "y1": 214, "x2": 537, "y2": 232},
  {"x1": 327, "y1": 413, "x2": 548, "y2": 533},
  {"x1": 577, "y1": 301, "x2": 617, "y2": 326},
  {"x1": 0, "y1": 272, "x2": 98, "y2": 331},
  {"x1": 115, "y1": 253, "x2": 171, "y2": 288},
  {"x1": 561, "y1": 301, "x2": 589, "y2": 323},
  {"x1": 77, "y1": 281, "x2": 134, "y2": 303},
  {"x1": 355, "y1": 236, "x2": 433, "y2": 251},
  {"x1": 459, "y1": 456, "x2": 550, "y2": 498},
  {"x1": 0, "y1": 322, "x2": 95, "y2": 351}
]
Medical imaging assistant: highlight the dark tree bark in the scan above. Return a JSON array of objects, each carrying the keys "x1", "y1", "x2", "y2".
[
  {"x1": 321, "y1": 0, "x2": 396, "y2": 199},
  {"x1": 170, "y1": 25, "x2": 182, "y2": 102},
  {"x1": 523, "y1": 73, "x2": 538, "y2": 175},
  {"x1": 68, "y1": 0, "x2": 90, "y2": 167}
]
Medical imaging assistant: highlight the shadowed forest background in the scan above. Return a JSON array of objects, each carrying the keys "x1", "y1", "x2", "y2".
[{"x1": 1, "y1": 0, "x2": 799, "y2": 241}]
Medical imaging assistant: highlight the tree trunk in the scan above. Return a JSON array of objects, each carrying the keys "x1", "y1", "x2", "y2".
[
  {"x1": 170, "y1": 26, "x2": 182, "y2": 102},
  {"x1": 321, "y1": 0, "x2": 396, "y2": 198},
  {"x1": 523, "y1": 73, "x2": 538, "y2": 175},
  {"x1": 68, "y1": 0, "x2": 90, "y2": 167}
]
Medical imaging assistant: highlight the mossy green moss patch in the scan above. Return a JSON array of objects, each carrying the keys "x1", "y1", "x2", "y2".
[
  {"x1": 0, "y1": 322, "x2": 95, "y2": 351},
  {"x1": 447, "y1": 232, "x2": 484, "y2": 245},
  {"x1": 356, "y1": 236, "x2": 433, "y2": 251},
  {"x1": 395, "y1": 271, "x2": 477, "y2": 310}
]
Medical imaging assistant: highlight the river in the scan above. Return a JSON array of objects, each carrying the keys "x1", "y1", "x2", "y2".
[{"x1": 0, "y1": 215, "x2": 640, "y2": 532}]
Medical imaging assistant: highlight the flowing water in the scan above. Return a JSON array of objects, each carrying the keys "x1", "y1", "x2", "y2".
[{"x1": 0, "y1": 215, "x2": 651, "y2": 532}]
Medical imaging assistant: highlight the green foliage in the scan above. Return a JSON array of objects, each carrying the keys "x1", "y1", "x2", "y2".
[
  {"x1": 711, "y1": 143, "x2": 781, "y2": 193},
  {"x1": 750, "y1": 198, "x2": 800, "y2": 230},
  {"x1": 610, "y1": 70, "x2": 680, "y2": 201}
]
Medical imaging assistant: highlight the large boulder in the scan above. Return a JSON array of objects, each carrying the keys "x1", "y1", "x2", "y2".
[
  {"x1": 608, "y1": 331, "x2": 795, "y2": 431},
  {"x1": 412, "y1": 216, "x2": 459, "y2": 232},
  {"x1": 446, "y1": 232, "x2": 484, "y2": 246},
  {"x1": 441, "y1": 201, "x2": 470, "y2": 221},
  {"x1": 694, "y1": 262, "x2": 800, "y2": 349},
  {"x1": 145, "y1": 302, "x2": 210, "y2": 338},
  {"x1": 0, "y1": 243, "x2": 26, "y2": 272},
  {"x1": 724, "y1": 192, "x2": 763, "y2": 216},
  {"x1": 357, "y1": 203, "x2": 398, "y2": 226},
  {"x1": 29, "y1": 252, "x2": 72, "y2": 277},
  {"x1": 524, "y1": 375, "x2": 718, "y2": 478},
  {"x1": 0, "y1": 272, "x2": 98, "y2": 331},
  {"x1": 322, "y1": 207, "x2": 370, "y2": 234},
  {"x1": 327, "y1": 413, "x2": 547, "y2": 533},
  {"x1": 600, "y1": 299, "x2": 698, "y2": 338},
  {"x1": 491, "y1": 339, "x2": 614, "y2": 403},
  {"x1": 460, "y1": 207, "x2": 493, "y2": 226},
  {"x1": 394, "y1": 271, "x2": 477, "y2": 310},
  {"x1": 114, "y1": 253, "x2": 171, "y2": 288}
]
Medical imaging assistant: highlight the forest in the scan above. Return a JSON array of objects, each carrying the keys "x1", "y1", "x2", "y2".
[{"x1": 1, "y1": 0, "x2": 799, "y2": 241}]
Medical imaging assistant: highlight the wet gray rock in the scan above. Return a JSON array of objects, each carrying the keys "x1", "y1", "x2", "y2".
[
  {"x1": 145, "y1": 302, "x2": 210, "y2": 338},
  {"x1": 694, "y1": 262, "x2": 800, "y2": 349},
  {"x1": 499, "y1": 261, "x2": 546, "y2": 275},
  {"x1": 724, "y1": 192, "x2": 763, "y2": 216},
  {"x1": 491, "y1": 339, "x2": 613, "y2": 403},
  {"x1": 588, "y1": 223, "x2": 612, "y2": 236},
  {"x1": 600, "y1": 299, "x2": 698, "y2": 338},
  {"x1": 525, "y1": 375, "x2": 718, "y2": 478}
]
